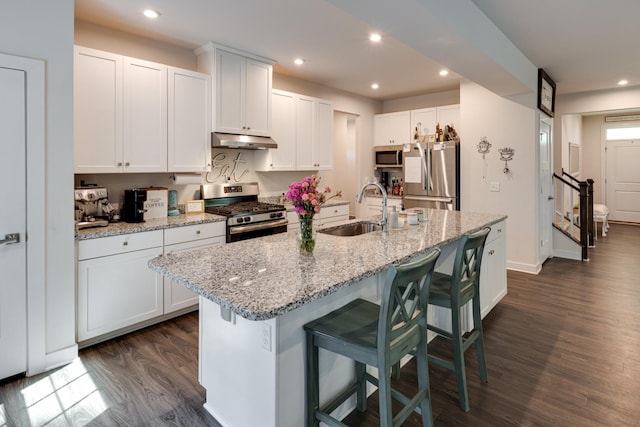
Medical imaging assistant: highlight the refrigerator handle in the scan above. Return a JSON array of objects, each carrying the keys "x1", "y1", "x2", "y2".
[{"x1": 426, "y1": 146, "x2": 432, "y2": 191}]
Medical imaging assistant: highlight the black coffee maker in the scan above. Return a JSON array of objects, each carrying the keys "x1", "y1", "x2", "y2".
[{"x1": 122, "y1": 189, "x2": 147, "y2": 223}]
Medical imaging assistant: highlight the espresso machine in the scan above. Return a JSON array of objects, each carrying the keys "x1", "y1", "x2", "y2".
[{"x1": 74, "y1": 185, "x2": 115, "y2": 229}]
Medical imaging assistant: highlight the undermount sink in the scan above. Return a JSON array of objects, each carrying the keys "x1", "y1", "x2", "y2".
[{"x1": 318, "y1": 222, "x2": 383, "y2": 237}]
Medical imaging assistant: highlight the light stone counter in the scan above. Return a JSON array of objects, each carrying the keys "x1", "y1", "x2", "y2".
[
  {"x1": 75, "y1": 213, "x2": 225, "y2": 240},
  {"x1": 148, "y1": 208, "x2": 506, "y2": 321}
]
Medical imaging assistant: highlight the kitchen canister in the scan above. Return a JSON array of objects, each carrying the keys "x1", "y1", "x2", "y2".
[
  {"x1": 407, "y1": 211, "x2": 418, "y2": 225},
  {"x1": 168, "y1": 189, "x2": 180, "y2": 216}
]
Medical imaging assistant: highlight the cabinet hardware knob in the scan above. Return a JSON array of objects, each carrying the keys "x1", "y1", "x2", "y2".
[
  {"x1": 497, "y1": 229, "x2": 502, "y2": 233},
  {"x1": 488, "y1": 249, "x2": 494, "y2": 255},
  {"x1": 125, "y1": 162, "x2": 130, "y2": 166},
  {"x1": 117, "y1": 162, "x2": 123, "y2": 166},
  {"x1": 196, "y1": 230, "x2": 201, "y2": 234},
  {"x1": 123, "y1": 241, "x2": 128, "y2": 246}
]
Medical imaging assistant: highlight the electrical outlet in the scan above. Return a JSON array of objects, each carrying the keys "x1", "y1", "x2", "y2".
[
  {"x1": 261, "y1": 323, "x2": 271, "y2": 351},
  {"x1": 490, "y1": 182, "x2": 500, "y2": 192}
]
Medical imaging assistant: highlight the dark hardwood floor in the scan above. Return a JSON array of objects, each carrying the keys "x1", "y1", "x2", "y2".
[{"x1": 2, "y1": 223, "x2": 639, "y2": 426}]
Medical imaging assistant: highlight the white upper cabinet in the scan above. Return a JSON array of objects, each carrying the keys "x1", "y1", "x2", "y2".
[
  {"x1": 410, "y1": 107, "x2": 437, "y2": 139},
  {"x1": 197, "y1": 43, "x2": 273, "y2": 137},
  {"x1": 435, "y1": 104, "x2": 460, "y2": 134},
  {"x1": 295, "y1": 95, "x2": 315, "y2": 169},
  {"x1": 74, "y1": 46, "x2": 211, "y2": 174},
  {"x1": 123, "y1": 57, "x2": 167, "y2": 173},
  {"x1": 373, "y1": 111, "x2": 411, "y2": 146},
  {"x1": 261, "y1": 89, "x2": 296, "y2": 170},
  {"x1": 74, "y1": 46, "x2": 124, "y2": 173},
  {"x1": 315, "y1": 99, "x2": 334, "y2": 169},
  {"x1": 410, "y1": 105, "x2": 460, "y2": 141},
  {"x1": 255, "y1": 89, "x2": 333, "y2": 171},
  {"x1": 168, "y1": 67, "x2": 211, "y2": 172}
]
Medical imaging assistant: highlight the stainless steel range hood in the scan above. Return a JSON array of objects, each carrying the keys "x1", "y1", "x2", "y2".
[{"x1": 211, "y1": 132, "x2": 278, "y2": 150}]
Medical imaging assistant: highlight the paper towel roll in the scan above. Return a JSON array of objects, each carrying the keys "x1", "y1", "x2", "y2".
[{"x1": 172, "y1": 173, "x2": 202, "y2": 185}]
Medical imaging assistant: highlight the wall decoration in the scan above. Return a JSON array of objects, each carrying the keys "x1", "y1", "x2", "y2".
[
  {"x1": 537, "y1": 68, "x2": 556, "y2": 117},
  {"x1": 477, "y1": 137, "x2": 492, "y2": 178},
  {"x1": 498, "y1": 147, "x2": 515, "y2": 173},
  {"x1": 206, "y1": 151, "x2": 250, "y2": 183}
]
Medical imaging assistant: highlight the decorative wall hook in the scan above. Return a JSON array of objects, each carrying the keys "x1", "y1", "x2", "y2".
[
  {"x1": 498, "y1": 147, "x2": 515, "y2": 173},
  {"x1": 477, "y1": 137, "x2": 492, "y2": 178},
  {"x1": 477, "y1": 137, "x2": 492, "y2": 159}
]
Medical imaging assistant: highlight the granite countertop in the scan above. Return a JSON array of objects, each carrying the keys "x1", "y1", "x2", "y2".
[
  {"x1": 76, "y1": 213, "x2": 226, "y2": 240},
  {"x1": 148, "y1": 209, "x2": 507, "y2": 321}
]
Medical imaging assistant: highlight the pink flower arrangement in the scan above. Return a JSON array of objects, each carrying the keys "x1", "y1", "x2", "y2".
[{"x1": 286, "y1": 175, "x2": 342, "y2": 216}]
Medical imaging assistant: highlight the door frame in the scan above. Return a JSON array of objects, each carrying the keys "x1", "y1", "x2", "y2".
[
  {"x1": 0, "y1": 52, "x2": 46, "y2": 376},
  {"x1": 539, "y1": 116, "x2": 553, "y2": 263},
  {"x1": 601, "y1": 121, "x2": 640, "y2": 215}
]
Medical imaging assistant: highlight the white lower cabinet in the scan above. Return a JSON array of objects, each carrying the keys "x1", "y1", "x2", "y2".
[
  {"x1": 76, "y1": 222, "x2": 225, "y2": 344},
  {"x1": 163, "y1": 223, "x2": 225, "y2": 313},
  {"x1": 287, "y1": 203, "x2": 349, "y2": 231},
  {"x1": 479, "y1": 221, "x2": 507, "y2": 318},
  {"x1": 77, "y1": 231, "x2": 164, "y2": 342},
  {"x1": 317, "y1": 203, "x2": 349, "y2": 227}
]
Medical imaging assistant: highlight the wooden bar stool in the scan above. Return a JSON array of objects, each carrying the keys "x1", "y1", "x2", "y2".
[
  {"x1": 427, "y1": 227, "x2": 490, "y2": 412},
  {"x1": 304, "y1": 248, "x2": 441, "y2": 427}
]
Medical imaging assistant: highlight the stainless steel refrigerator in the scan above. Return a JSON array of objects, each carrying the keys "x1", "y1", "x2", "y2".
[{"x1": 402, "y1": 140, "x2": 460, "y2": 210}]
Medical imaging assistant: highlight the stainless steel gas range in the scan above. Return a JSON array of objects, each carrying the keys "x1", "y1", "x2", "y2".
[{"x1": 201, "y1": 182, "x2": 287, "y2": 243}]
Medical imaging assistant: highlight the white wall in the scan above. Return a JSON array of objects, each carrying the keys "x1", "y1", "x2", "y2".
[
  {"x1": 554, "y1": 86, "x2": 640, "y2": 174},
  {"x1": 75, "y1": 20, "x2": 196, "y2": 70},
  {"x1": 382, "y1": 89, "x2": 460, "y2": 113},
  {"x1": 460, "y1": 80, "x2": 539, "y2": 273},
  {"x1": 1, "y1": 1, "x2": 75, "y2": 363}
]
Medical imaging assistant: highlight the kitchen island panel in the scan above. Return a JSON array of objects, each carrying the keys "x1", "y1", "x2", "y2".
[{"x1": 200, "y1": 274, "x2": 382, "y2": 427}]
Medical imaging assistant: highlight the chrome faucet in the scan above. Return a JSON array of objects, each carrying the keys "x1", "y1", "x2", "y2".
[{"x1": 356, "y1": 181, "x2": 388, "y2": 232}]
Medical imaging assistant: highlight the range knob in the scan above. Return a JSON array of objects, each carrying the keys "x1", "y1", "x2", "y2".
[
  {"x1": 244, "y1": 216, "x2": 252, "y2": 223},
  {"x1": 236, "y1": 217, "x2": 245, "y2": 223}
]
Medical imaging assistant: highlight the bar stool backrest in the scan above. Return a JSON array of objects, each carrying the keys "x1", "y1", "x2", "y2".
[
  {"x1": 450, "y1": 227, "x2": 490, "y2": 305},
  {"x1": 378, "y1": 249, "x2": 441, "y2": 367}
]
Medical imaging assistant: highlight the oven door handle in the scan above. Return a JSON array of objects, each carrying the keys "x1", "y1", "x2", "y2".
[{"x1": 229, "y1": 218, "x2": 289, "y2": 234}]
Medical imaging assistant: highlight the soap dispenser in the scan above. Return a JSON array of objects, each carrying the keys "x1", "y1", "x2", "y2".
[{"x1": 389, "y1": 205, "x2": 399, "y2": 228}]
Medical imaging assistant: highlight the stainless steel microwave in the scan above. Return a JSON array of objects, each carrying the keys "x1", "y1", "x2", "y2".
[{"x1": 374, "y1": 145, "x2": 403, "y2": 167}]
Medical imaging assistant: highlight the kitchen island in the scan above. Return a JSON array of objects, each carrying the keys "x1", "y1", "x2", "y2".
[{"x1": 148, "y1": 209, "x2": 507, "y2": 427}]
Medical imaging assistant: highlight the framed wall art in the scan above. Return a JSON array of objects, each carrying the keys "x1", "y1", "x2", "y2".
[{"x1": 537, "y1": 68, "x2": 556, "y2": 117}]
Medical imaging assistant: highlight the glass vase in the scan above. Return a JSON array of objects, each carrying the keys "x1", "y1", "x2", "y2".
[{"x1": 298, "y1": 214, "x2": 315, "y2": 255}]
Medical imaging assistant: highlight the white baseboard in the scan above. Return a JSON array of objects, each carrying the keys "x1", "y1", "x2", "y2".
[{"x1": 506, "y1": 261, "x2": 542, "y2": 275}]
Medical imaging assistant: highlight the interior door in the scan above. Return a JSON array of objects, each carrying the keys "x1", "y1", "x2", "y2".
[
  {"x1": 606, "y1": 139, "x2": 640, "y2": 222},
  {"x1": 539, "y1": 120, "x2": 552, "y2": 262},
  {"x1": 0, "y1": 65, "x2": 27, "y2": 380}
]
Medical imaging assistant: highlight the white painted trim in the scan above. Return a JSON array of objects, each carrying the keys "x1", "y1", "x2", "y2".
[
  {"x1": 0, "y1": 52, "x2": 48, "y2": 376},
  {"x1": 506, "y1": 261, "x2": 542, "y2": 275},
  {"x1": 45, "y1": 344, "x2": 79, "y2": 371}
]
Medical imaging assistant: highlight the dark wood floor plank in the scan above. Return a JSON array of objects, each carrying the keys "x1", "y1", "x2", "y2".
[{"x1": 1, "y1": 222, "x2": 640, "y2": 426}]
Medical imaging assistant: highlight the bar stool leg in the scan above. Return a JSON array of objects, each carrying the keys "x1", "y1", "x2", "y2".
[
  {"x1": 355, "y1": 361, "x2": 367, "y2": 412},
  {"x1": 306, "y1": 333, "x2": 320, "y2": 427},
  {"x1": 378, "y1": 363, "x2": 393, "y2": 426},
  {"x1": 451, "y1": 307, "x2": 470, "y2": 412},
  {"x1": 473, "y1": 295, "x2": 488, "y2": 382}
]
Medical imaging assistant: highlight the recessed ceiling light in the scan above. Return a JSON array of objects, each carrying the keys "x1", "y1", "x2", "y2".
[
  {"x1": 143, "y1": 9, "x2": 160, "y2": 19},
  {"x1": 618, "y1": 79, "x2": 629, "y2": 86},
  {"x1": 439, "y1": 69, "x2": 449, "y2": 77},
  {"x1": 294, "y1": 58, "x2": 305, "y2": 66},
  {"x1": 369, "y1": 33, "x2": 382, "y2": 43},
  {"x1": 371, "y1": 83, "x2": 379, "y2": 90}
]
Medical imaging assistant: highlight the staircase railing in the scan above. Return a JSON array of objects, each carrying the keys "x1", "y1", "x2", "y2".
[{"x1": 552, "y1": 170, "x2": 594, "y2": 261}]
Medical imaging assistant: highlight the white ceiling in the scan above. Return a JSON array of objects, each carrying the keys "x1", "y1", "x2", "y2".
[{"x1": 75, "y1": 0, "x2": 640, "y2": 101}]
